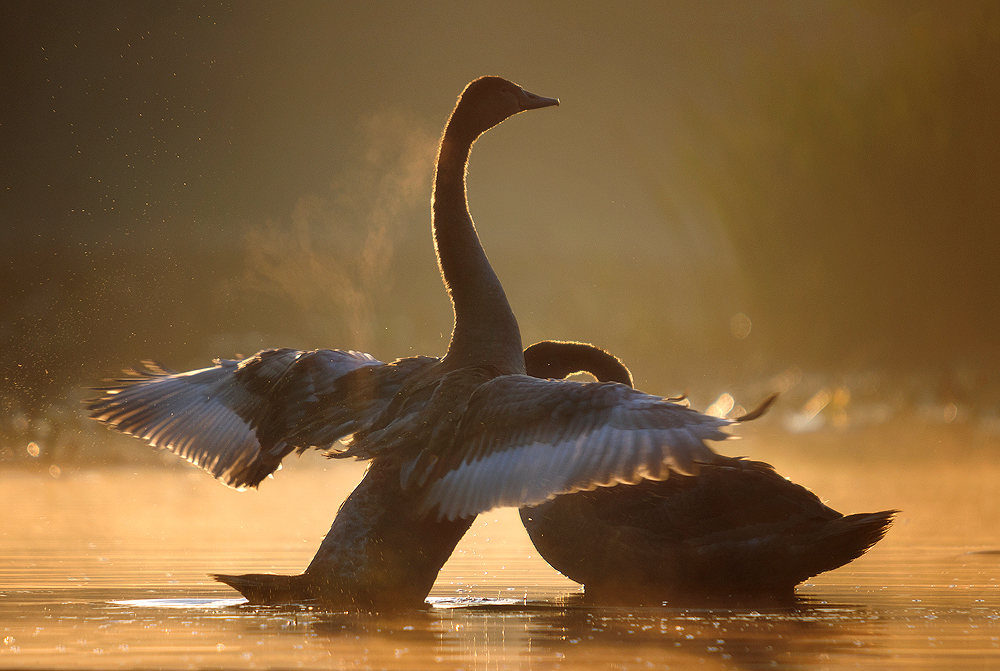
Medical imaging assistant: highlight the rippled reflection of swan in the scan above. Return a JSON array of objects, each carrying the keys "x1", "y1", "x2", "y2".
[
  {"x1": 520, "y1": 341, "x2": 897, "y2": 604},
  {"x1": 87, "y1": 77, "x2": 753, "y2": 608}
]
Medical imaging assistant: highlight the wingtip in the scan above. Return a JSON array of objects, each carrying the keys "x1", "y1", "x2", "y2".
[{"x1": 733, "y1": 392, "x2": 779, "y2": 422}]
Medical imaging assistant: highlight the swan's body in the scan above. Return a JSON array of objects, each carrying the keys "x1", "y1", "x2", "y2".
[
  {"x1": 519, "y1": 341, "x2": 897, "y2": 604},
  {"x1": 87, "y1": 79, "x2": 747, "y2": 608}
]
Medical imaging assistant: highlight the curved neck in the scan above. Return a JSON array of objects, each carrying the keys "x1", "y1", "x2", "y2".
[
  {"x1": 433, "y1": 122, "x2": 523, "y2": 374},
  {"x1": 523, "y1": 341, "x2": 634, "y2": 386}
]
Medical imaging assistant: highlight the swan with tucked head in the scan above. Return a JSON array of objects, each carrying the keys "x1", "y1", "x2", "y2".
[{"x1": 520, "y1": 341, "x2": 897, "y2": 604}]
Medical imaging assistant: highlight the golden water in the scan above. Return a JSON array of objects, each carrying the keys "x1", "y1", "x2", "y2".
[{"x1": 2, "y1": 424, "x2": 999, "y2": 669}]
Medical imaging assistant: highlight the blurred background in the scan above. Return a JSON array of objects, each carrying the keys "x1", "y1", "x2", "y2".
[{"x1": 2, "y1": 1, "x2": 999, "y2": 464}]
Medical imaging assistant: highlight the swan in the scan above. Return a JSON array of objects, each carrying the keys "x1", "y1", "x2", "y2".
[
  {"x1": 86, "y1": 77, "x2": 750, "y2": 608},
  {"x1": 519, "y1": 341, "x2": 897, "y2": 604}
]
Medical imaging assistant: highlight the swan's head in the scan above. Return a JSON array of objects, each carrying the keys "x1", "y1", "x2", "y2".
[{"x1": 453, "y1": 76, "x2": 559, "y2": 138}]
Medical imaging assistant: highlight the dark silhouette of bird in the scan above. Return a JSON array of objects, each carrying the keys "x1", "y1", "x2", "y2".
[{"x1": 519, "y1": 340, "x2": 896, "y2": 604}]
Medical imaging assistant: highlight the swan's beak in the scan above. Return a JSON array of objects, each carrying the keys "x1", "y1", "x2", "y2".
[{"x1": 520, "y1": 89, "x2": 560, "y2": 111}]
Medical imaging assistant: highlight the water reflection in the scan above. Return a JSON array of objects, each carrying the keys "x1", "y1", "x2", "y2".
[
  {"x1": 2, "y1": 425, "x2": 1000, "y2": 669},
  {"x1": 6, "y1": 584, "x2": 997, "y2": 669},
  {"x1": 517, "y1": 600, "x2": 887, "y2": 669}
]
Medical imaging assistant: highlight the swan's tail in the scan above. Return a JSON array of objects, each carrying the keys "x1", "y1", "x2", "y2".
[
  {"x1": 213, "y1": 572, "x2": 314, "y2": 605},
  {"x1": 805, "y1": 509, "x2": 898, "y2": 578}
]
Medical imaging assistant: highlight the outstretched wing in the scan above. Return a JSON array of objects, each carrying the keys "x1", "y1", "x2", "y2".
[
  {"x1": 86, "y1": 348, "x2": 433, "y2": 488},
  {"x1": 418, "y1": 375, "x2": 734, "y2": 520}
]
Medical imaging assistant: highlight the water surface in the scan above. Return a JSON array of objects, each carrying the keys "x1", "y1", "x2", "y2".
[{"x1": 3, "y1": 425, "x2": 999, "y2": 669}]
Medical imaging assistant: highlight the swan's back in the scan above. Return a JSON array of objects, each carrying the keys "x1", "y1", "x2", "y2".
[{"x1": 522, "y1": 457, "x2": 894, "y2": 601}]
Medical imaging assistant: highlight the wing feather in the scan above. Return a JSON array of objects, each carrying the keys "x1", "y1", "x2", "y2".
[
  {"x1": 420, "y1": 375, "x2": 732, "y2": 520},
  {"x1": 85, "y1": 348, "x2": 430, "y2": 488}
]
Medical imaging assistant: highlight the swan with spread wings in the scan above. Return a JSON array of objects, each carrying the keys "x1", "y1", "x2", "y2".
[{"x1": 87, "y1": 78, "x2": 752, "y2": 607}]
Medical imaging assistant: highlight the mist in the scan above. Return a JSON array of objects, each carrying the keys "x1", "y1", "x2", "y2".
[{"x1": 3, "y1": 1, "x2": 999, "y2": 442}]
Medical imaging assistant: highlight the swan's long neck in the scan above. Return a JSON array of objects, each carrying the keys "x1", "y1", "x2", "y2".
[{"x1": 433, "y1": 122, "x2": 524, "y2": 374}]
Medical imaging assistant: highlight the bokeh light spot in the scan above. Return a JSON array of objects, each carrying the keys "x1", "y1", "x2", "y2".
[
  {"x1": 730, "y1": 313, "x2": 752, "y2": 340},
  {"x1": 706, "y1": 393, "x2": 735, "y2": 418}
]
